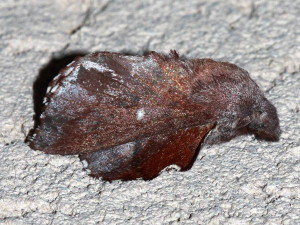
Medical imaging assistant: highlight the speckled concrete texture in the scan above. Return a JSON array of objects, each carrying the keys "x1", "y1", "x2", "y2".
[{"x1": 0, "y1": 0, "x2": 299, "y2": 224}]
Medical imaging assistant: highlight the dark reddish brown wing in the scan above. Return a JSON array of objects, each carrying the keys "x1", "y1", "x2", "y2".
[
  {"x1": 79, "y1": 124, "x2": 214, "y2": 181},
  {"x1": 30, "y1": 52, "x2": 211, "y2": 155}
]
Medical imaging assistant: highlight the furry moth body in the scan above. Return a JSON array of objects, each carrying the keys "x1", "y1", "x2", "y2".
[{"x1": 28, "y1": 51, "x2": 281, "y2": 181}]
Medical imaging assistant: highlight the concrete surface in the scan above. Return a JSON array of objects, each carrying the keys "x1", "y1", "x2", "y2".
[{"x1": 0, "y1": 0, "x2": 299, "y2": 224}]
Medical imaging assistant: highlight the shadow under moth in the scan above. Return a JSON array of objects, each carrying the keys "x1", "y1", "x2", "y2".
[{"x1": 27, "y1": 50, "x2": 281, "y2": 181}]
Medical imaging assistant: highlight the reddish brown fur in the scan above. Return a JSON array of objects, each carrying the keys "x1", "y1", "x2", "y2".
[{"x1": 27, "y1": 51, "x2": 281, "y2": 181}]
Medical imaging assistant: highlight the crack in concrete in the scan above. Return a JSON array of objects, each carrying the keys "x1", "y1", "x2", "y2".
[
  {"x1": 69, "y1": 6, "x2": 92, "y2": 35},
  {"x1": 69, "y1": 1, "x2": 110, "y2": 36}
]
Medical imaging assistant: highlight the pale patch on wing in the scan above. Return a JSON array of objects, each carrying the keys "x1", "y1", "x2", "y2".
[
  {"x1": 82, "y1": 60, "x2": 113, "y2": 73},
  {"x1": 136, "y1": 108, "x2": 145, "y2": 120}
]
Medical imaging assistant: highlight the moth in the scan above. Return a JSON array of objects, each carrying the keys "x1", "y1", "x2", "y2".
[{"x1": 27, "y1": 50, "x2": 281, "y2": 181}]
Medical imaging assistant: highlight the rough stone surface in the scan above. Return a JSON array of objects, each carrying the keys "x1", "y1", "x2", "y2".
[{"x1": 0, "y1": 0, "x2": 299, "y2": 224}]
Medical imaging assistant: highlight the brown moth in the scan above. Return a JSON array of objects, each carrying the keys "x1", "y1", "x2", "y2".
[{"x1": 27, "y1": 50, "x2": 281, "y2": 181}]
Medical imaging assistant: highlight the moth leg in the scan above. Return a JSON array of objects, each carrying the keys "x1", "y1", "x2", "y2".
[{"x1": 80, "y1": 124, "x2": 214, "y2": 181}]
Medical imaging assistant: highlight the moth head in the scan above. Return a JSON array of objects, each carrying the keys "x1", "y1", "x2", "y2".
[
  {"x1": 204, "y1": 95, "x2": 281, "y2": 145},
  {"x1": 248, "y1": 99, "x2": 281, "y2": 141}
]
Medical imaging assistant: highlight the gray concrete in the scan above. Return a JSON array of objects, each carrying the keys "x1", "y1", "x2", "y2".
[{"x1": 0, "y1": 0, "x2": 299, "y2": 224}]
